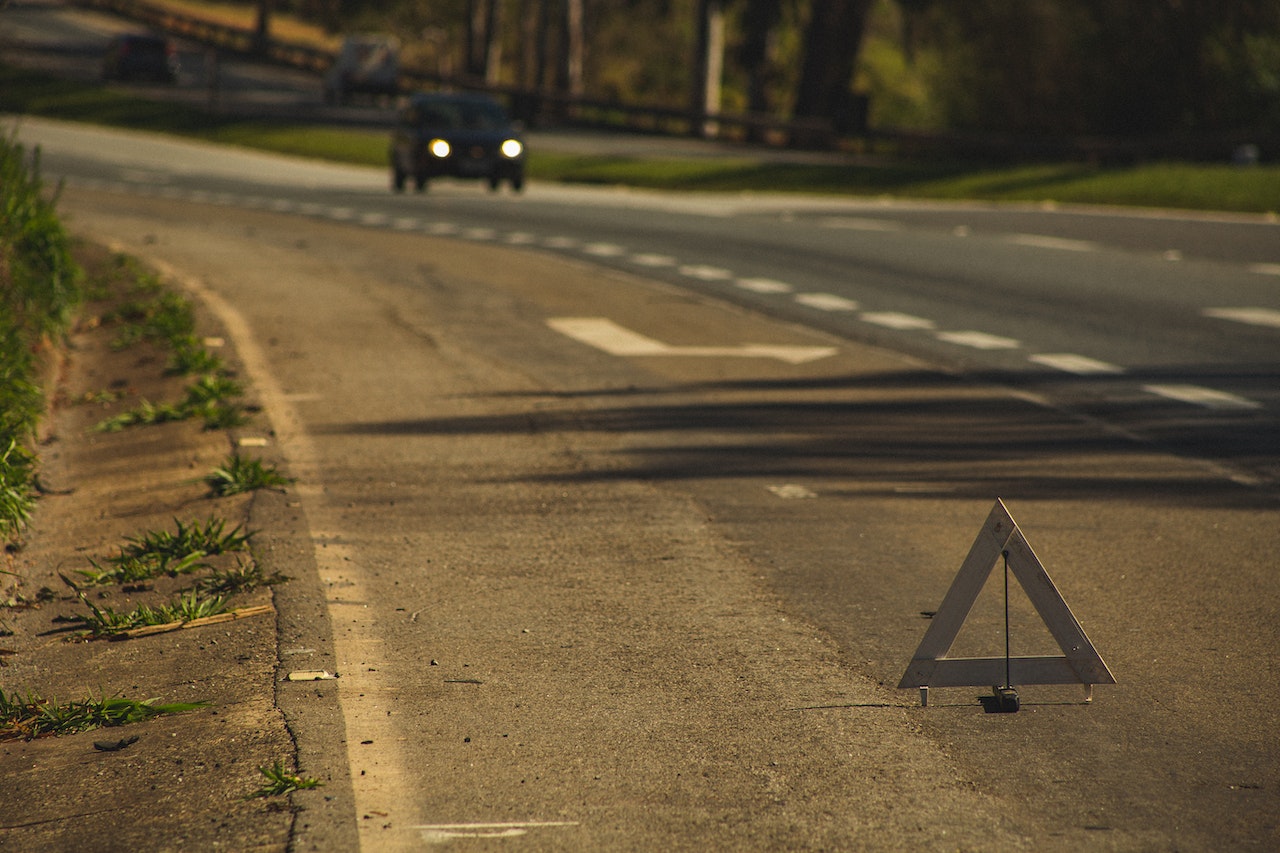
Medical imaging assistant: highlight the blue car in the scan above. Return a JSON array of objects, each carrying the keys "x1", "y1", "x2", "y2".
[{"x1": 390, "y1": 93, "x2": 525, "y2": 193}]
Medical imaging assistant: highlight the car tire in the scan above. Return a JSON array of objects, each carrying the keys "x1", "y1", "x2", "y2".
[
  {"x1": 511, "y1": 175, "x2": 525, "y2": 193},
  {"x1": 391, "y1": 166, "x2": 406, "y2": 193},
  {"x1": 414, "y1": 174, "x2": 429, "y2": 193}
]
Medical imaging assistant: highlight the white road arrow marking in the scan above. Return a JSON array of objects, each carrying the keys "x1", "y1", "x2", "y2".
[{"x1": 548, "y1": 317, "x2": 837, "y2": 364}]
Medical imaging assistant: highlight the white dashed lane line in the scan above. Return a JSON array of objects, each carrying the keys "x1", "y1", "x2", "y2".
[
  {"x1": 1029, "y1": 353, "x2": 1126, "y2": 375},
  {"x1": 860, "y1": 311, "x2": 936, "y2": 330},
  {"x1": 736, "y1": 278, "x2": 793, "y2": 294},
  {"x1": 630, "y1": 253, "x2": 677, "y2": 267},
  {"x1": 935, "y1": 330, "x2": 1021, "y2": 350},
  {"x1": 794, "y1": 293, "x2": 858, "y2": 311},
  {"x1": 820, "y1": 217, "x2": 903, "y2": 232},
  {"x1": 1203, "y1": 307, "x2": 1280, "y2": 329},
  {"x1": 1008, "y1": 234, "x2": 1099, "y2": 252},
  {"x1": 78, "y1": 179, "x2": 1275, "y2": 416},
  {"x1": 1143, "y1": 384, "x2": 1264, "y2": 410},
  {"x1": 582, "y1": 242, "x2": 627, "y2": 257}
]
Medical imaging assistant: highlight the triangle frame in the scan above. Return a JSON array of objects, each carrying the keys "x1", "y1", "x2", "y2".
[{"x1": 899, "y1": 499, "x2": 1115, "y2": 696}]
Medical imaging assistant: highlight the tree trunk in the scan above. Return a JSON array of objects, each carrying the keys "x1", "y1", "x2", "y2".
[
  {"x1": 562, "y1": 0, "x2": 585, "y2": 100},
  {"x1": 792, "y1": 0, "x2": 873, "y2": 134}
]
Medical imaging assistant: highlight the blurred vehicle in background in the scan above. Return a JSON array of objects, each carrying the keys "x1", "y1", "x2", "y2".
[
  {"x1": 101, "y1": 33, "x2": 179, "y2": 83},
  {"x1": 389, "y1": 92, "x2": 526, "y2": 193},
  {"x1": 323, "y1": 34, "x2": 400, "y2": 104}
]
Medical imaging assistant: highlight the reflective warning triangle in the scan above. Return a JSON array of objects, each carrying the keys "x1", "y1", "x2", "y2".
[{"x1": 899, "y1": 499, "x2": 1115, "y2": 691}]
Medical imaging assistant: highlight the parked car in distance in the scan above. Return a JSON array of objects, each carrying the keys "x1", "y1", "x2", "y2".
[
  {"x1": 102, "y1": 33, "x2": 178, "y2": 83},
  {"x1": 389, "y1": 92, "x2": 526, "y2": 193},
  {"x1": 324, "y1": 34, "x2": 399, "y2": 104}
]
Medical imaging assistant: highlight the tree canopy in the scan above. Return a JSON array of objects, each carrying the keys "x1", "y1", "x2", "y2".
[{"x1": 271, "y1": 0, "x2": 1279, "y2": 142}]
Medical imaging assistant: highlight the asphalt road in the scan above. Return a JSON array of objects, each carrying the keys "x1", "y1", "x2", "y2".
[{"x1": 6, "y1": 115, "x2": 1278, "y2": 850}]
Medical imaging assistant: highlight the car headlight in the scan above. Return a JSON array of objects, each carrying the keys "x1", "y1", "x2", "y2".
[
  {"x1": 500, "y1": 139, "x2": 523, "y2": 159},
  {"x1": 429, "y1": 138, "x2": 451, "y2": 158}
]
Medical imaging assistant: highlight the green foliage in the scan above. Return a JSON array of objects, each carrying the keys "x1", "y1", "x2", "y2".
[
  {"x1": 196, "y1": 559, "x2": 288, "y2": 596},
  {"x1": 206, "y1": 454, "x2": 293, "y2": 497},
  {"x1": 77, "y1": 517, "x2": 253, "y2": 586},
  {"x1": 0, "y1": 131, "x2": 82, "y2": 542},
  {"x1": 167, "y1": 335, "x2": 226, "y2": 375},
  {"x1": 247, "y1": 759, "x2": 322, "y2": 799},
  {"x1": 0, "y1": 688, "x2": 208, "y2": 740},
  {"x1": 93, "y1": 399, "x2": 188, "y2": 433},
  {"x1": 92, "y1": 364, "x2": 245, "y2": 434},
  {"x1": 0, "y1": 439, "x2": 37, "y2": 539},
  {"x1": 70, "y1": 588, "x2": 229, "y2": 638},
  {"x1": 0, "y1": 131, "x2": 81, "y2": 341}
]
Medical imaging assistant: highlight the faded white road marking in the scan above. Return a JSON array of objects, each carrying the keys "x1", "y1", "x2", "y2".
[
  {"x1": 1009, "y1": 234, "x2": 1098, "y2": 252},
  {"x1": 679, "y1": 264, "x2": 734, "y2": 281},
  {"x1": 543, "y1": 235, "x2": 579, "y2": 249},
  {"x1": 463, "y1": 227, "x2": 496, "y2": 240},
  {"x1": 360, "y1": 212, "x2": 390, "y2": 226},
  {"x1": 767, "y1": 484, "x2": 818, "y2": 499},
  {"x1": 860, "y1": 311, "x2": 935, "y2": 330},
  {"x1": 415, "y1": 822, "x2": 579, "y2": 844},
  {"x1": 630, "y1": 253, "x2": 677, "y2": 267},
  {"x1": 1144, "y1": 384, "x2": 1263, "y2": 410},
  {"x1": 504, "y1": 232, "x2": 537, "y2": 244},
  {"x1": 936, "y1": 330, "x2": 1021, "y2": 350},
  {"x1": 794, "y1": 293, "x2": 858, "y2": 311},
  {"x1": 427, "y1": 222, "x2": 459, "y2": 235},
  {"x1": 1204, "y1": 307, "x2": 1280, "y2": 329},
  {"x1": 1248, "y1": 263, "x2": 1280, "y2": 277},
  {"x1": 583, "y1": 242, "x2": 627, "y2": 257},
  {"x1": 391, "y1": 217, "x2": 420, "y2": 231},
  {"x1": 736, "y1": 277, "x2": 793, "y2": 294},
  {"x1": 548, "y1": 317, "x2": 837, "y2": 364},
  {"x1": 1029, "y1": 353, "x2": 1126, "y2": 375},
  {"x1": 820, "y1": 216, "x2": 903, "y2": 232}
]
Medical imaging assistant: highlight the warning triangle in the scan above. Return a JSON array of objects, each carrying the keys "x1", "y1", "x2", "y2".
[{"x1": 899, "y1": 499, "x2": 1114, "y2": 694}]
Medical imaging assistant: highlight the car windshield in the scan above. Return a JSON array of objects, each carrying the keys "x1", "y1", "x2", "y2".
[{"x1": 417, "y1": 99, "x2": 509, "y2": 132}]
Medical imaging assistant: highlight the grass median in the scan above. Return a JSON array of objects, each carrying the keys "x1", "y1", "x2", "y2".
[{"x1": 3, "y1": 63, "x2": 1278, "y2": 215}]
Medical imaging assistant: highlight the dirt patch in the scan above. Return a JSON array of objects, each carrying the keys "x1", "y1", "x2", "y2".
[{"x1": 0, "y1": 242, "x2": 296, "y2": 851}]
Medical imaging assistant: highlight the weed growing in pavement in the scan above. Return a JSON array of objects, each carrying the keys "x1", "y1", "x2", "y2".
[
  {"x1": 206, "y1": 454, "x2": 293, "y2": 497},
  {"x1": 0, "y1": 688, "x2": 208, "y2": 741},
  {"x1": 69, "y1": 588, "x2": 228, "y2": 638},
  {"x1": 166, "y1": 335, "x2": 226, "y2": 376},
  {"x1": 106, "y1": 290, "x2": 194, "y2": 351},
  {"x1": 77, "y1": 517, "x2": 254, "y2": 586},
  {"x1": 247, "y1": 760, "x2": 322, "y2": 798},
  {"x1": 92, "y1": 399, "x2": 187, "y2": 433},
  {"x1": 195, "y1": 558, "x2": 288, "y2": 596},
  {"x1": 79, "y1": 550, "x2": 209, "y2": 586},
  {"x1": 92, "y1": 372, "x2": 246, "y2": 433}
]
